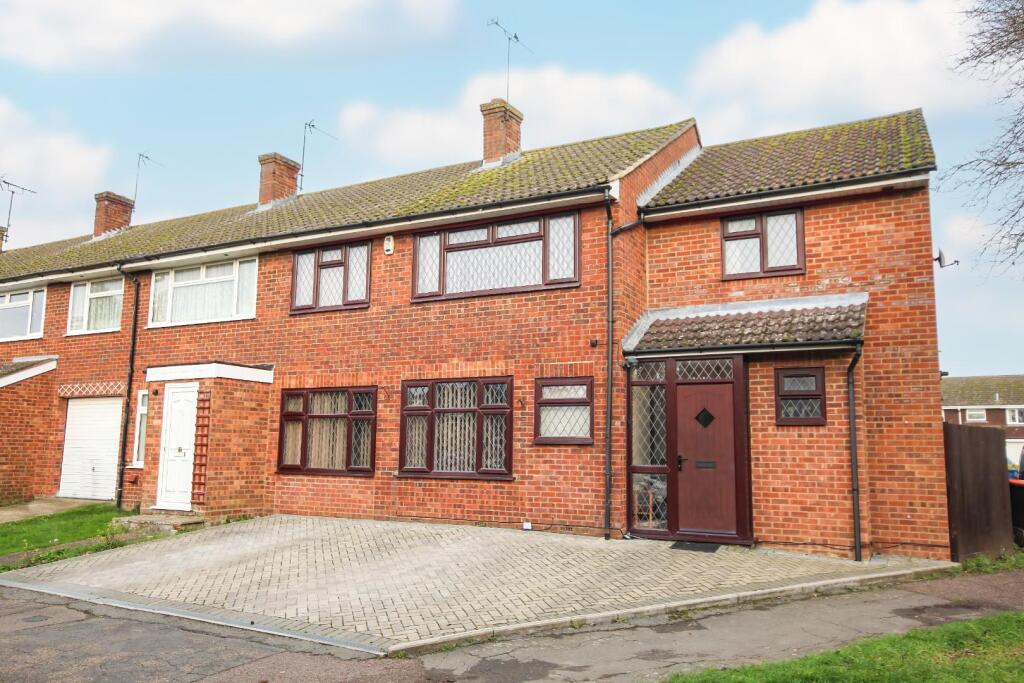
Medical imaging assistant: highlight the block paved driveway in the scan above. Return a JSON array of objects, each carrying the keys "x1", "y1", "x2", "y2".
[{"x1": 0, "y1": 515, "x2": 944, "y2": 655}]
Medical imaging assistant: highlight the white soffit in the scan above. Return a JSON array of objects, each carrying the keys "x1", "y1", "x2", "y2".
[{"x1": 145, "y1": 362, "x2": 274, "y2": 384}]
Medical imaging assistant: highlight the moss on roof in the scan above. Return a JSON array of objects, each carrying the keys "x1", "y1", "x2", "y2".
[
  {"x1": 0, "y1": 120, "x2": 694, "y2": 283},
  {"x1": 647, "y1": 109, "x2": 936, "y2": 209}
]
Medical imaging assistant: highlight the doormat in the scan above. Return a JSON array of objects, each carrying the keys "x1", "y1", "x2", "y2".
[{"x1": 671, "y1": 541, "x2": 722, "y2": 553}]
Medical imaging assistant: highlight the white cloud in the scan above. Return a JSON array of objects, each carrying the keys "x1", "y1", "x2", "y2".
[
  {"x1": 0, "y1": 0, "x2": 456, "y2": 69},
  {"x1": 939, "y1": 213, "x2": 991, "y2": 258},
  {"x1": 0, "y1": 98, "x2": 112, "y2": 248},
  {"x1": 338, "y1": 66, "x2": 688, "y2": 169},
  {"x1": 688, "y1": 0, "x2": 986, "y2": 141}
]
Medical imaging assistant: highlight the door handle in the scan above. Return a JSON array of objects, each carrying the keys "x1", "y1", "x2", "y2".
[{"x1": 677, "y1": 455, "x2": 687, "y2": 471}]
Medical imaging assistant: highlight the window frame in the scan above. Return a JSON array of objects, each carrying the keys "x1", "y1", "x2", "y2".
[
  {"x1": 412, "y1": 212, "x2": 581, "y2": 302},
  {"x1": 130, "y1": 390, "x2": 148, "y2": 468},
  {"x1": 67, "y1": 277, "x2": 124, "y2": 336},
  {"x1": 0, "y1": 287, "x2": 46, "y2": 342},
  {"x1": 721, "y1": 209, "x2": 805, "y2": 280},
  {"x1": 775, "y1": 367, "x2": 826, "y2": 426},
  {"x1": 277, "y1": 387, "x2": 377, "y2": 476},
  {"x1": 965, "y1": 408, "x2": 987, "y2": 423},
  {"x1": 534, "y1": 377, "x2": 594, "y2": 445},
  {"x1": 290, "y1": 241, "x2": 371, "y2": 314},
  {"x1": 1007, "y1": 408, "x2": 1024, "y2": 426},
  {"x1": 148, "y1": 257, "x2": 258, "y2": 328},
  {"x1": 398, "y1": 376, "x2": 514, "y2": 479}
]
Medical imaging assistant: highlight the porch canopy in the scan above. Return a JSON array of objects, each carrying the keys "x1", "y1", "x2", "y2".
[{"x1": 623, "y1": 292, "x2": 867, "y2": 357}]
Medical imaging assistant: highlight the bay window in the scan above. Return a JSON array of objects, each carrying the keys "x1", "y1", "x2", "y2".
[
  {"x1": 149, "y1": 258, "x2": 257, "y2": 326},
  {"x1": 413, "y1": 213, "x2": 578, "y2": 299},
  {"x1": 68, "y1": 278, "x2": 123, "y2": 334},
  {"x1": 278, "y1": 388, "x2": 377, "y2": 475},
  {"x1": 722, "y1": 210, "x2": 804, "y2": 278},
  {"x1": 291, "y1": 242, "x2": 370, "y2": 312},
  {"x1": 0, "y1": 288, "x2": 45, "y2": 341},
  {"x1": 400, "y1": 377, "x2": 512, "y2": 477}
]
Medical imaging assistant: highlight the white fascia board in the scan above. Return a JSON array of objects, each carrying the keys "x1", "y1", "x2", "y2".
[
  {"x1": 643, "y1": 173, "x2": 931, "y2": 223},
  {"x1": 943, "y1": 405, "x2": 1024, "y2": 410},
  {"x1": 0, "y1": 359, "x2": 57, "y2": 389},
  {"x1": 145, "y1": 362, "x2": 274, "y2": 384},
  {"x1": 0, "y1": 266, "x2": 121, "y2": 294},
  {"x1": 122, "y1": 192, "x2": 606, "y2": 272}
]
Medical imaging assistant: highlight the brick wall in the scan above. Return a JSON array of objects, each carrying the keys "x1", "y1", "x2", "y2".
[
  {"x1": 0, "y1": 369, "x2": 60, "y2": 504},
  {"x1": 645, "y1": 188, "x2": 949, "y2": 559}
]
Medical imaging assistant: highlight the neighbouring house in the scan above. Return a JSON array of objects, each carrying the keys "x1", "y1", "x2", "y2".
[
  {"x1": 942, "y1": 374, "x2": 1024, "y2": 471},
  {"x1": 0, "y1": 100, "x2": 949, "y2": 560}
]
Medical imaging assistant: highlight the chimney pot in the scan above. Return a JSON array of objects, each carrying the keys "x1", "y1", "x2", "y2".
[
  {"x1": 480, "y1": 98, "x2": 523, "y2": 164},
  {"x1": 93, "y1": 191, "x2": 134, "y2": 237},
  {"x1": 258, "y1": 152, "x2": 300, "y2": 205}
]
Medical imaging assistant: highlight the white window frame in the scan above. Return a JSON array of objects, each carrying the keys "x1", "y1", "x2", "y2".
[
  {"x1": 0, "y1": 287, "x2": 46, "y2": 342},
  {"x1": 965, "y1": 408, "x2": 987, "y2": 423},
  {"x1": 130, "y1": 390, "x2": 149, "y2": 467},
  {"x1": 147, "y1": 257, "x2": 258, "y2": 328},
  {"x1": 67, "y1": 277, "x2": 124, "y2": 336},
  {"x1": 1007, "y1": 408, "x2": 1024, "y2": 426}
]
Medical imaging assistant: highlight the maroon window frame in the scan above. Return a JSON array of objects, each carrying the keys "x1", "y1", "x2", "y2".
[
  {"x1": 290, "y1": 241, "x2": 370, "y2": 313},
  {"x1": 775, "y1": 367, "x2": 826, "y2": 426},
  {"x1": 721, "y1": 209, "x2": 805, "y2": 280},
  {"x1": 412, "y1": 212, "x2": 580, "y2": 301},
  {"x1": 278, "y1": 387, "x2": 377, "y2": 475},
  {"x1": 399, "y1": 377, "x2": 513, "y2": 479},
  {"x1": 534, "y1": 377, "x2": 594, "y2": 445}
]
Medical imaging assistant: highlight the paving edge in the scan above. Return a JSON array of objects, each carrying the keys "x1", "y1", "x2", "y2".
[
  {"x1": 0, "y1": 576, "x2": 388, "y2": 656},
  {"x1": 385, "y1": 562, "x2": 959, "y2": 655}
]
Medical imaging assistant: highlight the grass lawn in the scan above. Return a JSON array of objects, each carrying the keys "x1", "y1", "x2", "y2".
[
  {"x1": 667, "y1": 611, "x2": 1024, "y2": 682},
  {"x1": 0, "y1": 503, "x2": 131, "y2": 556}
]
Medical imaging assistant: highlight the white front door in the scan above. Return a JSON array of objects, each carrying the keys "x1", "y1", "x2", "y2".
[
  {"x1": 155, "y1": 382, "x2": 199, "y2": 511},
  {"x1": 58, "y1": 397, "x2": 123, "y2": 500}
]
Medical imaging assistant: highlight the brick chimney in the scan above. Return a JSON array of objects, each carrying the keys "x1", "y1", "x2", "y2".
[
  {"x1": 93, "y1": 192, "x2": 134, "y2": 237},
  {"x1": 258, "y1": 153, "x2": 300, "y2": 205},
  {"x1": 480, "y1": 98, "x2": 523, "y2": 164}
]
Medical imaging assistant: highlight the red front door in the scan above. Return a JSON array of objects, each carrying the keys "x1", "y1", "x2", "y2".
[{"x1": 675, "y1": 382, "x2": 737, "y2": 535}]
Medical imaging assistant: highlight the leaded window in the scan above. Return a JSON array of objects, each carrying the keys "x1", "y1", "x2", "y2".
[
  {"x1": 629, "y1": 361, "x2": 669, "y2": 531},
  {"x1": 291, "y1": 242, "x2": 370, "y2": 312},
  {"x1": 722, "y1": 210, "x2": 804, "y2": 278},
  {"x1": 150, "y1": 258, "x2": 257, "y2": 326},
  {"x1": 535, "y1": 377, "x2": 593, "y2": 444},
  {"x1": 278, "y1": 388, "x2": 376, "y2": 474},
  {"x1": 775, "y1": 367, "x2": 826, "y2": 426},
  {"x1": 69, "y1": 278, "x2": 123, "y2": 334},
  {"x1": 400, "y1": 377, "x2": 512, "y2": 476},
  {"x1": 413, "y1": 213, "x2": 578, "y2": 299},
  {"x1": 0, "y1": 288, "x2": 45, "y2": 341}
]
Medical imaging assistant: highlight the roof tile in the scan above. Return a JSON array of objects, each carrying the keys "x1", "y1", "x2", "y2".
[{"x1": 941, "y1": 375, "x2": 1024, "y2": 407}]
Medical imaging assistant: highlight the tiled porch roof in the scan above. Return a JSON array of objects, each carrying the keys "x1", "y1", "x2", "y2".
[
  {"x1": 0, "y1": 356, "x2": 57, "y2": 388},
  {"x1": 0, "y1": 360, "x2": 40, "y2": 380},
  {"x1": 623, "y1": 293, "x2": 868, "y2": 354}
]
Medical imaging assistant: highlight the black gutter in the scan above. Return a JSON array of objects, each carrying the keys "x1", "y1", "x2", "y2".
[
  {"x1": 603, "y1": 190, "x2": 615, "y2": 540},
  {"x1": 0, "y1": 186, "x2": 611, "y2": 287},
  {"x1": 640, "y1": 167, "x2": 936, "y2": 217},
  {"x1": 847, "y1": 342, "x2": 864, "y2": 561},
  {"x1": 114, "y1": 267, "x2": 141, "y2": 509}
]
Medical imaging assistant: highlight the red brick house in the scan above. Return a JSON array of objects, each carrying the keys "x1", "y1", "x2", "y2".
[
  {"x1": 942, "y1": 375, "x2": 1024, "y2": 471},
  {"x1": 0, "y1": 100, "x2": 949, "y2": 560}
]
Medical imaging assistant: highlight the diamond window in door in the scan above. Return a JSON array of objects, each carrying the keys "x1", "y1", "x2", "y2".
[{"x1": 695, "y1": 408, "x2": 715, "y2": 428}]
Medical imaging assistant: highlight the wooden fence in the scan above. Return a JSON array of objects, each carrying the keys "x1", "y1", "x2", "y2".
[{"x1": 944, "y1": 422, "x2": 1014, "y2": 561}]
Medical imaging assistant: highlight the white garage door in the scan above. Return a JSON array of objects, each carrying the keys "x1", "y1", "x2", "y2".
[
  {"x1": 58, "y1": 397, "x2": 123, "y2": 500},
  {"x1": 1007, "y1": 440, "x2": 1024, "y2": 470}
]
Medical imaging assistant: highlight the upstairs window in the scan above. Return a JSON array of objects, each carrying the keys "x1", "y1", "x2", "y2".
[
  {"x1": 1008, "y1": 408, "x2": 1024, "y2": 425},
  {"x1": 965, "y1": 408, "x2": 987, "y2": 423},
  {"x1": 291, "y1": 242, "x2": 370, "y2": 312},
  {"x1": 413, "y1": 213, "x2": 578, "y2": 299},
  {"x1": 68, "y1": 278, "x2": 123, "y2": 334},
  {"x1": 149, "y1": 258, "x2": 257, "y2": 327},
  {"x1": 775, "y1": 367, "x2": 826, "y2": 426},
  {"x1": 0, "y1": 288, "x2": 45, "y2": 341},
  {"x1": 722, "y1": 210, "x2": 804, "y2": 279},
  {"x1": 400, "y1": 377, "x2": 512, "y2": 477}
]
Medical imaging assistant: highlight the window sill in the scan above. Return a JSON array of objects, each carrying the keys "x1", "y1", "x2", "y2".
[
  {"x1": 289, "y1": 303, "x2": 369, "y2": 316},
  {"x1": 0, "y1": 332, "x2": 43, "y2": 344},
  {"x1": 66, "y1": 328, "x2": 121, "y2": 337},
  {"x1": 147, "y1": 314, "x2": 255, "y2": 330},
  {"x1": 534, "y1": 437, "x2": 595, "y2": 446},
  {"x1": 394, "y1": 471, "x2": 515, "y2": 482},
  {"x1": 277, "y1": 469, "x2": 374, "y2": 478},
  {"x1": 412, "y1": 280, "x2": 580, "y2": 304},
  {"x1": 125, "y1": 464, "x2": 144, "y2": 470},
  {"x1": 722, "y1": 269, "x2": 805, "y2": 282}
]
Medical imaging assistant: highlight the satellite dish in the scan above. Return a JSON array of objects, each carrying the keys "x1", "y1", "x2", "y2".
[{"x1": 934, "y1": 248, "x2": 960, "y2": 269}]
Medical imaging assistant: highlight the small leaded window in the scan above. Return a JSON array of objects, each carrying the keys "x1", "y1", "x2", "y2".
[
  {"x1": 291, "y1": 242, "x2": 370, "y2": 312},
  {"x1": 413, "y1": 213, "x2": 578, "y2": 299},
  {"x1": 722, "y1": 210, "x2": 804, "y2": 278},
  {"x1": 775, "y1": 368, "x2": 826, "y2": 426},
  {"x1": 535, "y1": 378, "x2": 593, "y2": 444},
  {"x1": 400, "y1": 377, "x2": 512, "y2": 476},
  {"x1": 278, "y1": 388, "x2": 376, "y2": 474}
]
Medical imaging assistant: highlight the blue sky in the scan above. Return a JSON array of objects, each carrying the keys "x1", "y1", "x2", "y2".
[{"x1": 0, "y1": 0, "x2": 1017, "y2": 376}]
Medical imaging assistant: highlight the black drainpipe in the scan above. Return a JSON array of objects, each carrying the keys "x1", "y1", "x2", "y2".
[
  {"x1": 114, "y1": 267, "x2": 141, "y2": 509},
  {"x1": 603, "y1": 191, "x2": 614, "y2": 540},
  {"x1": 847, "y1": 342, "x2": 864, "y2": 561}
]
